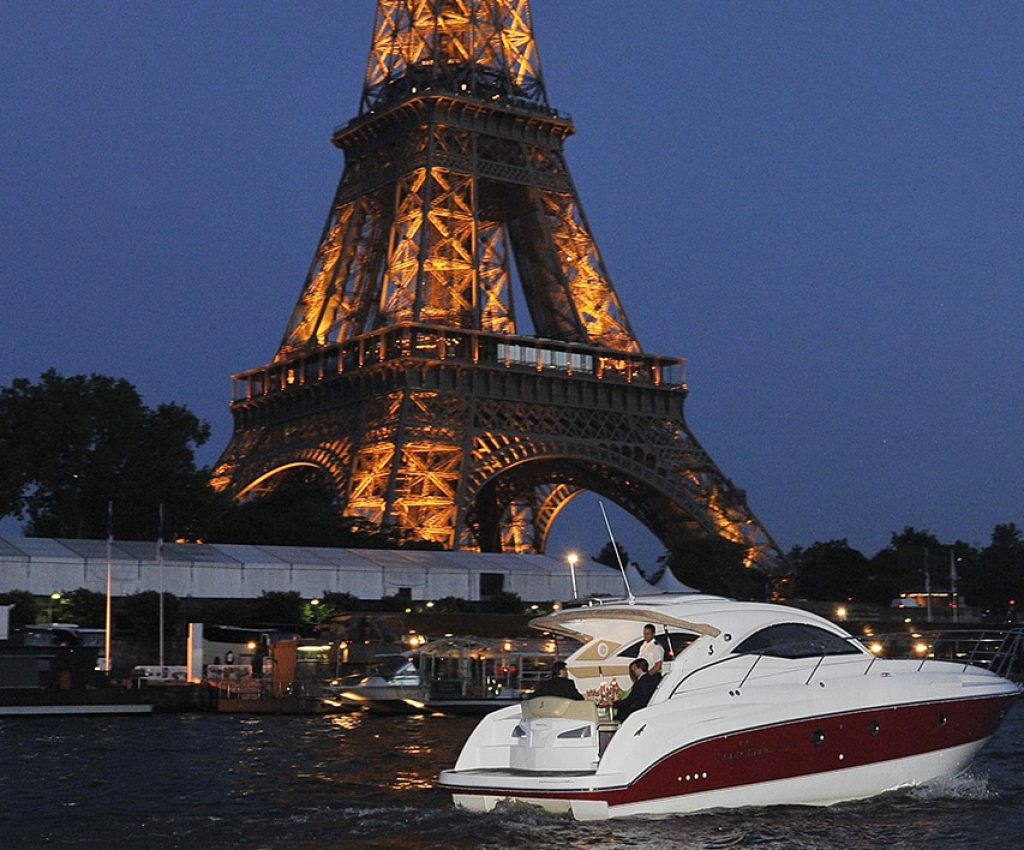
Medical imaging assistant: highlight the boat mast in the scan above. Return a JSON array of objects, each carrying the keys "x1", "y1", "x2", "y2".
[{"x1": 599, "y1": 502, "x2": 635, "y2": 604}]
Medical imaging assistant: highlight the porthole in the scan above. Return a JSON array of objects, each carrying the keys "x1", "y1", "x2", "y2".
[
  {"x1": 812, "y1": 729, "x2": 826, "y2": 746},
  {"x1": 868, "y1": 720, "x2": 880, "y2": 737},
  {"x1": 938, "y1": 713, "x2": 947, "y2": 727}
]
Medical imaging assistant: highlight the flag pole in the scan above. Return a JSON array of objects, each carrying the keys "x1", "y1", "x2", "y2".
[
  {"x1": 104, "y1": 501, "x2": 113, "y2": 676},
  {"x1": 157, "y1": 503, "x2": 165, "y2": 668}
]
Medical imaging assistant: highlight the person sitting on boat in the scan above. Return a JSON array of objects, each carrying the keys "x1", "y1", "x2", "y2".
[
  {"x1": 613, "y1": 658, "x2": 658, "y2": 721},
  {"x1": 530, "y1": 661, "x2": 584, "y2": 700},
  {"x1": 637, "y1": 623, "x2": 664, "y2": 678}
]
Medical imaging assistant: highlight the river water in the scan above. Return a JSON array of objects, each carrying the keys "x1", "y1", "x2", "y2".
[{"x1": 2, "y1": 700, "x2": 1021, "y2": 850}]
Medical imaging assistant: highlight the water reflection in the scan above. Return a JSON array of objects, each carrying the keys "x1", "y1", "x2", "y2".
[
  {"x1": 327, "y1": 711, "x2": 366, "y2": 732},
  {"x1": 2, "y1": 706, "x2": 1019, "y2": 850}
]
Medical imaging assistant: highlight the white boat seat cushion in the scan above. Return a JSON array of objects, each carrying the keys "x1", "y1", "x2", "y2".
[{"x1": 521, "y1": 696, "x2": 598, "y2": 723}]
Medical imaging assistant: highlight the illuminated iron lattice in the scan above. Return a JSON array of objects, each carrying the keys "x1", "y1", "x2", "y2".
[{"x1": 214, "y1": 0, "x2": 785, "y2": 573}]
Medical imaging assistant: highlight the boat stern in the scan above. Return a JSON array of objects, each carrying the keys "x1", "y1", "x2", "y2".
[{"x1": 508, "y1": 696, "x2": 602, "y2": 771}]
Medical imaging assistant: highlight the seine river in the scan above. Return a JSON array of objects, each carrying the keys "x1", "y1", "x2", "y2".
[{"x1": 2, "y1": 701, "x2": 1022, "y2": 849}]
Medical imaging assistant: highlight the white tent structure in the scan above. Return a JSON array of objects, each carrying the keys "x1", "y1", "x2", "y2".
[
  {"x1": 0, "y1": 537, "x2": 657, "y2": 603},
  {"x1": 654, "y1": 567, "x2": 697, "y2": 594}
]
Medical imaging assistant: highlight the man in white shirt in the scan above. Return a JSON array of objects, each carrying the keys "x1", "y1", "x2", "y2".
[{"x1": 638, "y1": 623, "x2": 664, "y2": 676}]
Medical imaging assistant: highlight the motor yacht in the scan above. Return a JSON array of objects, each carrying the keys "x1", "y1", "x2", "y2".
[
  {"x1": 438, "y1": 593, "x2": 1021, "y2": 820},
  {"x1": 327, "y1": 637, "x2": 558, "y2": 714},
  {"x1": 328, "y1": 653, "x2": 422, "y2": 712}
]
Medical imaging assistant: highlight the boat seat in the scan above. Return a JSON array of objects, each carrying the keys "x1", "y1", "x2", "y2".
[{"x1": 521, "y1": 696, "x2": 599, "y2": 723}]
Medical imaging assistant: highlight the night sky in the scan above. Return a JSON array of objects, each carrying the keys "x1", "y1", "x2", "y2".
[{"x1": 2, "y1": 2, "x2": 1022, "y2": 570}]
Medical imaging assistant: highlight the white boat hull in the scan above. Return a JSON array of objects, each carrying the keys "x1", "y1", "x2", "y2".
[
  {"x1": 442, "y1": 693, "x2": 1014, "y2": 819},
  {"x1": 439, "y1": 595, "x2": 1023, "y2": 819},
  {"x1": 452, "y1": 737, "x2": 988, "y2": 820}
]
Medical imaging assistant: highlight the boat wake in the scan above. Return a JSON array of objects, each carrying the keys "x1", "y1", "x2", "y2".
[{"x1": 908, "y1": 770, "x2": 996, "y2": 802}]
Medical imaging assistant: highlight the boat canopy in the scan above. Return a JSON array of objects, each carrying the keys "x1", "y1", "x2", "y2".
[{"x1": 529, "y1": 606, "x2": 721, "y2": 643}]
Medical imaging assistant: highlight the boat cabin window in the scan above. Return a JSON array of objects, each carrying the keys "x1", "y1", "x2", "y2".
[
  {"x1": 733, "y1": 623, "x2": 861, "y2": 659},
  {"x1": 616, "y1": 631, "x2": 699, "y2": 661},
  {"x1": 369, "y1": 655, "x2": 417, "y2": 677}
]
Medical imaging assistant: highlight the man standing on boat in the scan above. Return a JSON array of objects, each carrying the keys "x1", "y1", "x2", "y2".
[
  {"x1": 531, "y1": 661, "x2": 584, "y2": 700},
  {"x1": 637, "y1": 624, "x2": 664, "y2": 677}
]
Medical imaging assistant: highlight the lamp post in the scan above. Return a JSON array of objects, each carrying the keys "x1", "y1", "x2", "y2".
[
  {"x1": 49, "y1": 592, "x2": 61, "y2": 623},
  {"x1": 567, "y1": 552, "x2": 579, "y2": 599}
]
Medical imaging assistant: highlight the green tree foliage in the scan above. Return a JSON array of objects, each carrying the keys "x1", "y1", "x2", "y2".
[
  {"x1": 483, "y1": 590, "x2": 524, "y2": 614},
  {"x1": 792, "y1": 539, "x2": 869, "y2": 601},
  {"x1": 977, "y1": 523, "x2": 1023, "y2": 613},
  {"x1": 251, "y1": 590, "x2": 305, "y2": 627},
  {"x1": 120, "y1": 591, "x2": 181, "y2": 640},
  {"x1": 379, "y1": 589, "x2": 413, "y2": 612},
  {"x1": 62, "y1": 588, "x2": 106, "y2": 627},
  {"x1": 593, "y1": 541, "x2": 629, "y2": 570},
  {"x1": 862, "y1": 526, "x2": 943, "y2": 604},
  {"x1": 314, "y1": 591, "x2": 361, "y2": 620},
  {"x1": 430, "y1": 596, "x2": 471, "y2": 614},
  {"x1": 0, "y1": 370, "x2": 212, "y2": 540},
  {"x1": 204, "y1": 473, "x2": 443, "y2": 550},
  {"x1": 659, "y1": 537, "x2": 765, "y2": 600}
]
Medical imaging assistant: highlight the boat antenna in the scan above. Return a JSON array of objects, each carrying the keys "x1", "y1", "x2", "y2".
[{"x1": 599, "y1": 501, "x2": 635, "y2": 604}]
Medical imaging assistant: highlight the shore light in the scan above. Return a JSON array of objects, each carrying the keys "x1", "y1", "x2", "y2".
[{"x1": 567, "y1": 552, "x2": 579, "y2": 598}]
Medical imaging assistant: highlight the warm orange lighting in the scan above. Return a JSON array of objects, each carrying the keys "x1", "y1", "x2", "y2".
[{"x1": 215, "y1": 0, "x2": 786, "y2": 579}]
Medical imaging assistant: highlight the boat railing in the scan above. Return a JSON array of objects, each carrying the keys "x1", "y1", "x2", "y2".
[
  {"x1": 667, "y1": 645, "x2": 870, "y2": 700},
  {"x1": 665, "y1": 628, "x2": 1024, "y2": 700},
  {"x1": 857, "y1": 627, "x2": 1024, "y2": 680}
]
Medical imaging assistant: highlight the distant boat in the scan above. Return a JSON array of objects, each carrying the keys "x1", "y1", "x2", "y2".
[
  {"x1": 0, "y1": 622, "x2": 152, "y2": 716},
  {"x1": 328, "y1": 653, "x2": 423, "y2": 713},
  {"x1": 325, "y1": 636, "x2": 559, "y2": 715}
]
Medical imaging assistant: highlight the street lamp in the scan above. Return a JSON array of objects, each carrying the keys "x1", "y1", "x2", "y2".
[
  {"x1": 567, "y1": 552, "x2": 579, "y2": 599},
  {"x1": 49, "y1": 592, "x2": 62, "y2": 623}
]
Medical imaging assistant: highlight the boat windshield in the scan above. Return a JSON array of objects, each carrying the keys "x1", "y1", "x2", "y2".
[
  {"x1": 733, "y1": 623, "x2": 863, "y2": 659},
  {"x1": 369, "y1": 655, "x2": 416, "y2": 678}
]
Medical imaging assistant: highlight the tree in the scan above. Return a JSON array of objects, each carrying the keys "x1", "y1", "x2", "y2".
[
  {"x1": 204, "y1": 472, "x2": 444, "y2": 550},
  {"x1": 62, "y1": 588, "x2": 106, "y2": 627},
  {"x1": 792, "y1": 539, "x2": 869, "y2": 601},
  {"x1": 659, "y1": 537, "x2": 765, "y2": 600},
  {"x1": 0, "y1": 370, "x2": 213, "y2": 540},
  {"x1": 483, "y1": 590, "x2": 524, "y2": 614},
  {"x1": 120, "y1": 591, "x2": 181, "y2": 641},
  {"x1": 251, "y1": 591, "x2": 305, "y2": 627},
  {"x1": 593, "y1": 541, "x2": 629, "y2": 570},
  {"x1": 977, "y1": 523, "x2": 1023, "y2": 613},
  {"x1": 316, "y1": 591, "x2": 362, "y2": 618},
  {"x1": 865, "y1": 527, "x2": 942, "y2": 604}
]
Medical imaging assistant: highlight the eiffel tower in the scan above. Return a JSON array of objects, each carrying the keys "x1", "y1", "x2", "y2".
[{"x1": 213, "y1": 0, "x2": 785, "y2": 573}]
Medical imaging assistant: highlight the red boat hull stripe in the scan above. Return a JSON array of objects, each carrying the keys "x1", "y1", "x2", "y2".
[{"x1": 446, "y1": 693, "x2": 1017, "y2": 807}]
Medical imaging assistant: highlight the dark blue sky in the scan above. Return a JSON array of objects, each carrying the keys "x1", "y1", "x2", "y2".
[{"x1": 2, "y1": 2, "x2": 1021, "y2": 569}]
